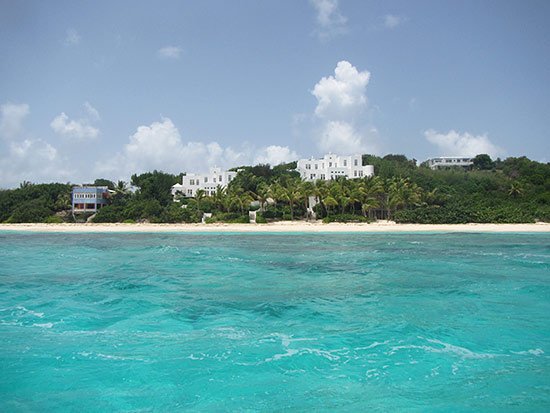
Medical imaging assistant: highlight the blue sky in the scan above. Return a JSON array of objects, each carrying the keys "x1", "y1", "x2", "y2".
[{"x1": 0, "y1": 0, "x2": 549, "y2": 187}]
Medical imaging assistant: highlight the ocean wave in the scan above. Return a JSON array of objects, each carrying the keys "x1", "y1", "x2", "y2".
[
  {"x1": 511, "y1": 348, "x2": 544, "y2": 356},
  {"x1": 389, "y1": 338, "x2": 497, "y2": 360}
]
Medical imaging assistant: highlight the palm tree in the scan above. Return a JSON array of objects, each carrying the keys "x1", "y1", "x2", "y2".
[
  {"x1": 361, "y1": 197, "x2": 380, "y2": 219},
  {"x1": 252, "y1": 182, "x2": 270, "y2": 211},
  {"x1": 300, "y1": 181, "x2": 315, "y2": 219},
  {"x1": 194, "y1": 189, "x2": 206, "y2": 212},
  {"x1": 276, "y1": 179, "x2": 304, "y2": 220},
  {"x1": 115, "y1": 180, "x2": 129, "y2": 195},
  {"x1": 213, "y1": 185, "x2": 227, "y2": 211},
  {"x1": 508, "y1": 181, "x2": 524, "y2": 198},
  {"x1": 323, "y1": 195, "x2": 338, "y2": 219}
]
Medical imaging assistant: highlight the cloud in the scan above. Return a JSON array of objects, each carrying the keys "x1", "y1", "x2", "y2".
[
  {"x1": 253, "y1": 145, "x2": 299, "y2": 166},
  {"x1": 50, "y1": 103, "x2": 100, "y2": 140},
  {"x1": 65, "y1": 28, "x2": 81, "y2": 46},
  {"x1": 0, "y1": 103, "x2": 30, "y2": 140},
  {"x1": 424, "y1": 129, "x2": 504, "y2": 158},
  {"x1": 318, "y1": 121, "x2": 379, "y2": 154},
  {"x1": 383, "y1": 14, "x2": 406, "y2": 29},
  {"x1": 310, "y1": 0, "x2": 347, "y2": 39},
  {"x1": 309, "y1": 61, "x2": 378, "y2": 155},
  {"x1": 0, "y1": 103, "x2": 72, "y2": 188},
  {"x1": 158, "y1": 46, "x2": 182, "y2": 59},
  {"x1": 84, "y1": 102, "x2": 100, "y2": 121},
  {"x1": 96, "y1": 117, "x2": 300, "y2": 180},
  {"x1": 312, "y1": 60, "x2": 370, "y2": 119}
]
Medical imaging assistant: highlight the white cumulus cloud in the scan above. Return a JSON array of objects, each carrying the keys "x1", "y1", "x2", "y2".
[
  {"x1": 65, "y1": 28, "x2": 81, "y2": 46},
  {"x1": 310, "y1": 61, "x2": 378, "y2": 155},
  {"x1": 424, "y1": 129, "x2": 504, "y2": 158},
  {"x1": 158, "y1": 46, "x2": 182, "y2": 59},
  {"x1": 0, "y1": 103, "x2": 30, "y2": 140},
  {"x1": 383, "y1": 14, "x2": 406, "y2": 29},
  {"x1": 0, "y1": 103, "x2": 72, "y2": 188},
  {"x1": 50, "y1": 103, "x2": 100, "y2": 140},
  {"x1": 319, "y1": 121, "x2": 374, "y2": 154},
  {"x1": 312, "y1": 60, "x2": 370, "y2": 120},
  {"x1": 310, "y1": 0, "x2": 347, "y2": 39},
  {"x1": 253, "y1": 145, "x2": 299, "y2": 166},
  {"x1": 96, "y1": 118, "x2": 300, "y2": 181}
]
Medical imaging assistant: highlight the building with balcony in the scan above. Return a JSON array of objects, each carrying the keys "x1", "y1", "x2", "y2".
[
  {"x1": 296, "y1": 154, "x2": 374, "y2": 181},
  {"x1": 72, "y1": 186, "x2": 109, "y2": 213},
  {"x1": 171, "y1": 167, "x2": 238, "y2": 197},
  {"x1": 425, "y1": 157, "x2": 473, "y2": 170}
]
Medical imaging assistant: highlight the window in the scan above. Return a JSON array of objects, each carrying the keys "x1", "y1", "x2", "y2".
[
  {"x1": 204, "y1": 177, "x2": 208, "y2": 183},
  {"x1": 343, "y1": 160, "x2": 347, "y2": 166},
  {"x1": 354, "y1": 159, "x2": 358, "y2": 166},
  {"x1": 310, "y1": 174, "x2": 315, "y2": 179},
  {"x1": 321, "y1": 174, "x2": 325, "y2": 180},
  {"x1": 354, "y1": 170, "x2": 358, "y2": 177},
  {"x1": 219, "y1": 175, "x2": 223, "y2": 182},
  {"x1": 213, "y1": 177, "x2": 216, "y2": 183},
  {"x1": 188, "y1": 189, "x2": 192, "y2": 195},
  {"x1": 359, "y1": 170, "x2": 363, "y2": 177},
  {"x1": 315, "y1": 164, "x2": 318, "y2": 169},
  {"x1": 329, "y1": 162, "x2": 332, "y2": 167}
]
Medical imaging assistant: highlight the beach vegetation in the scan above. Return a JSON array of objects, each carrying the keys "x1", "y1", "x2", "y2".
[{"x1": 0, "y1": 155, "x2": 548, "y2": 224}]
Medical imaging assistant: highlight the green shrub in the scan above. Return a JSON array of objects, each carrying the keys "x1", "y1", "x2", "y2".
[
  {"x1": 322, "y1": 214, "x2": 369, "y2": 223},
  {"x1": 255, "y1": 213, "x2": 268, "y2": 224},
  {"x1": 122, "y1": 219, "x2": 136, "y2": 224},
  {"x1": 92, "y1": 205, "x2": 124, "y2": 223},
  {"x1": 43, "y1": 215, "x2": 63, "y2": 224}
]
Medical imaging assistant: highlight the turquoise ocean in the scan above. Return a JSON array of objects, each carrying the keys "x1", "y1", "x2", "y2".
[{"x1": 0, "y1": 232, "x2": 549, "y2": 411}]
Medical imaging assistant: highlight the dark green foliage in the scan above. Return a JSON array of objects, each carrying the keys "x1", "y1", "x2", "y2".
[
  {"x1": 1, "y1": 155, "x2": 548, "y2": 224},
  {"x1": 0, "y1": 183, "x2": 71, "y2": 223},
  {"x1": 93, "y1": 179, "x2": 115, "y2": 190},
  {"x1": 131, "y1": 170, "x2": 180, "y2": 207},
  {"x1": 92, "y1": 205, "x2": 123, "y2": 223},
  {"x1": 158, "y1": 204, "x2": 201, "y2": 223},
  {"x1": 472, "y1": 154, "x2": 494, "y2": 170}
]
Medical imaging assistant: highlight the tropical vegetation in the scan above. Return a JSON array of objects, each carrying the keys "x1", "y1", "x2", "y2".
[{"x1": 0, "y1": 154, "x2": 548, "y2": 224}]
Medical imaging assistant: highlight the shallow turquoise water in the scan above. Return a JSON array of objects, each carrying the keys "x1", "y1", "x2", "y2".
[{"x1": 0, "y1": 232, "x2": 549, "y2": 411}]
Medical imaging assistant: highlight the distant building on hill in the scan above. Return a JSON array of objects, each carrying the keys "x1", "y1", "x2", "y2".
[
  {"x1": 72, "y1": 186, "x2": 109, "y2": 213},
  {"x1": 296, "y1": 154, "x2": 374, "y2": 181},
  {"x1": 171, "y1": 167, "x2": 238, "y2": 197},
  {"x1": 425, "y1": 156, "x2": 473, "y2": 170}
]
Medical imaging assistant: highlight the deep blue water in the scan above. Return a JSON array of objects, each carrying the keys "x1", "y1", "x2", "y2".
[{"x1": 0, "y1": 232, "x2": 549, "y2": 411}]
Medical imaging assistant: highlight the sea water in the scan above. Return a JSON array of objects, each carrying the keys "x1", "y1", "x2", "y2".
[{"x1": 0, "y1": 232, "x2": 549, "y2": 411}]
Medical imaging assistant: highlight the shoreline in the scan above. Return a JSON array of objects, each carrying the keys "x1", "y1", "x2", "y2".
[{"x1": 1, "y1": 222, "x2": 549, "y2": 233}]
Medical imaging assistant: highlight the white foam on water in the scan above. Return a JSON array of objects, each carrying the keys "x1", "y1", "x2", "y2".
[
  {"x1": 355, "y1": 340, "x2": 390, "y2": 351},
  {"x1": 390, "y1": 338, "x2": 496, "y2": 360},
  {"x1": 15, "y1": 306, "x2": 44, "y2": 318},
  {"x1": 32, "y1": 322, "x2": 53, "y2": 328},
  {"x1": 512, "y1": 348, "x2": 544, "y2": 356}
]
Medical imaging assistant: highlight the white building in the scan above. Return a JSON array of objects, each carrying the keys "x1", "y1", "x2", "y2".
[
  {"x1": 296, "y1": 154, "x2": 374, "y2": 181},
  {"x1": 425, "y1": 157, "x2": 473, "y2": 170},
  {"x1": 171, "y1": 167, "x2": 238, "y2": 197}
]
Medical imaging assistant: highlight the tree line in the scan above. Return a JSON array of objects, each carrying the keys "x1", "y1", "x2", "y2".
[{"x1": 0, "y1": 154, "x2": 548, "y2": 224}]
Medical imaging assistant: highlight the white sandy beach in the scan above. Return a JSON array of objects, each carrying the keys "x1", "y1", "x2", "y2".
[{"x1": 1, "y1": 221, "x2": 549, "y2": 233}]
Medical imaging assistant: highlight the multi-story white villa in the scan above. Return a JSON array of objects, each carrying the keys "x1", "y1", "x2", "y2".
[
  {"x1": 425, "y1": 156, "x2": 473, "y2": 170},
  {"x1": 171, "y1": 167, "x2": 238, "y2": 197},
  {"x1": 296, "y1": 154, "x2": 374, "y2": 181}
]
